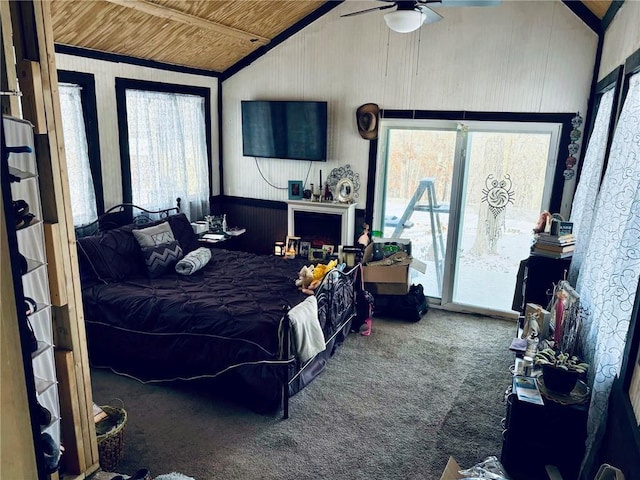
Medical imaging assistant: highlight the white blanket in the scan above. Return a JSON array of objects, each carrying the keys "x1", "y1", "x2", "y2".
[{"x1": 287, "y1": 296, "x2": 325, "y2": 363}]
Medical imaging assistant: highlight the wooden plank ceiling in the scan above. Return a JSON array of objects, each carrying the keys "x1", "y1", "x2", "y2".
[
  {"x1": 50, "y1": 0, "x2": 328, "y2": 73},
  {"x1": 50, "y1": 0, "x2": 612, "y2": 75}
]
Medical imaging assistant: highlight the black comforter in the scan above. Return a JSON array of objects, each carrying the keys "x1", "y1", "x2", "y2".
[{"x1": 83, "y1": 245, "x2": 357, "y2": 411}]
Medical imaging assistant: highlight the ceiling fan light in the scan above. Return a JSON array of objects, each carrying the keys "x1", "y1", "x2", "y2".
[{"x1": 384, "y1": 10, "x2": 425, "y2": 33}]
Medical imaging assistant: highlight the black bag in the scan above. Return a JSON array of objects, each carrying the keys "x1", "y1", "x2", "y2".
[{"x1": 373, "y1": 284, "x2": 428, "y2": 322}]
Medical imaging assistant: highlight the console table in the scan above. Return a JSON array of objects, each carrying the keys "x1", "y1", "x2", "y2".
[{"x1": 287, "y1": 200, "x2": 356, "y2": 246}]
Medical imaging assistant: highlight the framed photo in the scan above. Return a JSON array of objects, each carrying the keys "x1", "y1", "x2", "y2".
[
  {"x1": 322, "y1": 244, "x2": 335, "y2": 256},
  {"x1": 308, "y1": 248, "x2": 325, "y2": 262},
  {"x1": 288, "y1": 180, "x2": 303, "y2": 200},
  {"x1": 285, "y1": 236, "x2": 301, "y2": 258},
  {"x1": 299, "y1": 241, "x2": 311, "y2": 259}
]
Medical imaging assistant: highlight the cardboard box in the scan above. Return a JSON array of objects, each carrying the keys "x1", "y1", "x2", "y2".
[
  {"x1": 362, "y1": 243, "x2": 411, "y2": 295},
  {"x1": 440, "y1": 457, "x2": 463, "y2": 480}
]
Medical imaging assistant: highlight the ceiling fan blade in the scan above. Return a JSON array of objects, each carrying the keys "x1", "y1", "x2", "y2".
[
  {"x1": 420, "y1": 0, "x2": 501, "y2": 6},
  {"x1": 340, "y1": 4, "x2": 396, "y2": 17},
  {"x1": 416, "y1": 5, "x2": 444, "y2": 24}
]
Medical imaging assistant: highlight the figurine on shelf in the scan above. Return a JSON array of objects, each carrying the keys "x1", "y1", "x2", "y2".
[
  {"x1": 324, "y1": 182, "x2": 333, "y2": 202},
  {"x1": 358, "y1": 223, "x2": 371, "y2": 247}
]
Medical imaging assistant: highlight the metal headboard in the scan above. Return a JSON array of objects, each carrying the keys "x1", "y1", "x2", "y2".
[{"x1": 75, "y1": 197, "x2": 181, "y2": 237}]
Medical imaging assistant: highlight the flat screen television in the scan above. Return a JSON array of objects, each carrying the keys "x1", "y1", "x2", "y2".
[{"x1": 241, "y1": 100, "x2": 328, "y2": 161}]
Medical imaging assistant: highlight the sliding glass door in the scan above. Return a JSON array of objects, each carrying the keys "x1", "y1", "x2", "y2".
[{"x1": 374, "y1": 119, "x2": 560, "y2": 317}]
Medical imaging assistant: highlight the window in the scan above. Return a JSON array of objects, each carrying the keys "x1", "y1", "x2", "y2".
[
  {"x1": 58, "y1": 82, "x2": 98, "y2": 226},
  {"x1": 116, "y1": 79, "x2": 211, "y2": 221}
]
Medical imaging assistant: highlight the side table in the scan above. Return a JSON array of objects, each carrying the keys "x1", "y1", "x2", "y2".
[
  {"x1": 502, "y1": 320, "x2": 589, "y2": 480},
  {"x1": 198, "y1": 228, "x2": 246, "y2": 250}
]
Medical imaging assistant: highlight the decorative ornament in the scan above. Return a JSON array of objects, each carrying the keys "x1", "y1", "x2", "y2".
[
  {"x1": 480, "y1": 174, "x2": 515, "y2": 250},
  {"x1": 564, "y1": 113, "x2": 583, "y2": 181},
  {"x1": 571, "y1": 115, "x2": 583, "y2": 128},
  {"x1": 570, "y1": 129, "x2": 582, "y2": 142},
  {"x1": 568, "y1": 142, "x2": 580, "y2": 155}
]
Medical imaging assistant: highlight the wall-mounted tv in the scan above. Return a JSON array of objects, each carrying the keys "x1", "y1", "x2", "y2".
[{"x1": 241, "y1": 100, "x2": 328, "y2": 161}]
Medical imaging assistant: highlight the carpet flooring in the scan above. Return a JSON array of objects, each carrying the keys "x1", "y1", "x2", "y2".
[{"x1": 90, "y1": 309, "x2": 515, "y2": 480}]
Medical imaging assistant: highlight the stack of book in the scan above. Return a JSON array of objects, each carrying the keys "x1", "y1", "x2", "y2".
[{"x1": 532, "y1": 232, "x2": 576, "y2": 258}]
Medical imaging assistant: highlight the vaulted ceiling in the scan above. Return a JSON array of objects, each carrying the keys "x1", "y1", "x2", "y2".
[{"x1": 50, "y1": 0, "x2": 614, "y2": 75}]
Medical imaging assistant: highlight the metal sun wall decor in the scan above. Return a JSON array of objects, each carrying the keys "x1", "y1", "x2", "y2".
[
  {"x1": 481, "y1": 174, "x2": 515, "y2": 250},
  {"x1": 564, "y1": 113, "x2": 583, "y2": 181}
]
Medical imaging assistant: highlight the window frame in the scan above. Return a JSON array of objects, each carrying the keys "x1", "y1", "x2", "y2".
[
  {"x1": 57, "y1": 70, "x2": 105, "y2": 216},
  {"x1": 577, "y1": 66, "x2": 624, "y2": 187},
  {"x1": 364, "y1": 110, "x2": 575, "y2": 223},
  {"x1": 115, "y1": 78, "x2": 213, "y2": 205}
]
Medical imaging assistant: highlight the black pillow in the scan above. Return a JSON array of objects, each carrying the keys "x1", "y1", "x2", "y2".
[
  {"x1": 76, "y1": 225, "x2": 146, "y2": 282},
  {"x1": 167, "y1": 214, "x2": 200, "y2": 254}
]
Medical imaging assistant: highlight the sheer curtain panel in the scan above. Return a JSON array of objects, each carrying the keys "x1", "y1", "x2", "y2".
[
  {"x1": 568, "y1": 88, "x2": 615, "y2": 284},
  {"x1": 58, "y1": 83, "x2": 98, "y2": 226},
  {"x1": 126, "y1": 90, "x2": 209, "y2": 221},
  {"x1": 575, "y1": 72, "x2": 640, "y2": 478}
]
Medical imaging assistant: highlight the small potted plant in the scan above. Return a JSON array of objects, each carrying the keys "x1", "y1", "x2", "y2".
[{"x1": 534, "y1": 348, "x2": 589, "y2": 394}]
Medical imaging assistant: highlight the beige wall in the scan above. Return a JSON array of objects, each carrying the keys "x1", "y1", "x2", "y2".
[
  {"x1": 222, "y1": 0, "x2": 597, "y2": 210},
  {"x1": 54, "y1": 54, "x2": 220, "y2": 209},
  {"x1": 599, "y1": 0, "x2": 640, "y2": 81}
]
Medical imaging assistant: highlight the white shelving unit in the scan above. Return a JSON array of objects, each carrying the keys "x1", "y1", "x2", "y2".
[{"x1": 4, "y1": 115, "x2": 61, "y2": 470}]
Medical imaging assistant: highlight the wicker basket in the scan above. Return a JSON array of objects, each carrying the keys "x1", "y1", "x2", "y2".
[{"x1": 96, "y1": 404, "x2": 127, "y2": 471}]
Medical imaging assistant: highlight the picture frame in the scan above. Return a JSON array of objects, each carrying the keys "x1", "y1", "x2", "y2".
[
  {"x1": 285, "y1": 236, "x2": 301, "y2": 258},
  {"x1": 308, "y1": 248, "x2": 325, "y2": 262},
  {"x1": 288, "y1": 180, "x2": 303, "y2": 200},
  {"x1": 322, "y1": 244, "x2": 335, "y2": 256},
  {"x1": 299, "y1": 241, "x2": 311, "y2": 259}
]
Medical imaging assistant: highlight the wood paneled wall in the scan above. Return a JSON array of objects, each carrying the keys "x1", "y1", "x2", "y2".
[
  {"x1": 222, "y1": 1, "x2": 597, "y2": 215},
  {"x1": 600, "y1": 0, "x2": 640, "y2": 80}
]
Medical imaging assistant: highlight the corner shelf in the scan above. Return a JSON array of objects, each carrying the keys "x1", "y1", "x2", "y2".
[{"x1": 4, "y1": 115, "x2": 62, "y2": 475}]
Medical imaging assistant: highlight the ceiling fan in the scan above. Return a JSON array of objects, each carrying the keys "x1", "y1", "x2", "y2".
[{"x1": 341, "y1": 0, "x2": 501, "y2": 33}]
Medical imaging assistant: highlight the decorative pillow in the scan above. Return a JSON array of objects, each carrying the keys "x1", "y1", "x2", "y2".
[
  {"x1": 175, "y1": 247, "x2": 211, "y2": 275},
  {"x1": 133, "y1": 222, "x2": 175, "y2": 248},
  {"x1": 77, "y1": 224, "x2": 146, "y2": 282},
  {"x1": 167, "y1": 213, "x2": 200, "y2": 254},
  {"x1": 141, "y1": 241, "x2": 184, "y2": 278}
]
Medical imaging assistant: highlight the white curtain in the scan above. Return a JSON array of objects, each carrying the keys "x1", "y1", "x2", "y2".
[
  {"x1": 58, "y1": 83, "x2": 98, "y2": 226},
  {"x1": 575, "y1": 72, "x2": 640, "y2": 477},
  {"x1": 125, "y1": 89, "x2": 209, "y2": 221},
  {"x1": 568, "y1": 88, "x2": 615, "y2": 284}
]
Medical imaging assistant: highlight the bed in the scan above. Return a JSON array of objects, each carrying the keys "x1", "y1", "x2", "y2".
[{"x1": 76, "y1": 205, "x2": 361, "y2": 416}]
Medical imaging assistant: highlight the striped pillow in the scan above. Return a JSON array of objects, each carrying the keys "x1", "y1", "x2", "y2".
[
  {"x1": 175, "y1": 247, "x2": 211, "y2": 276},
  {"x1": 141, "y1": 241, "x2": 184, "y2": 278}
]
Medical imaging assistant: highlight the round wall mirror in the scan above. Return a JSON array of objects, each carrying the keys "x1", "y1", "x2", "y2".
[{"x1": 336, "y1": 178, "x2": 355, "y2": 203}]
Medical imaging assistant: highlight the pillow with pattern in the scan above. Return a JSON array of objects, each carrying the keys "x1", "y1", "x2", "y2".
[
  {"x1": 141, "y1": 241, "x2": 184, "y2": 278},
  {"x1": 133, "y1": 222, "x2": 175, "y2": 248},
  {"x1": 175, "y1": 247, "x2": 211, "y2": 275}
]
